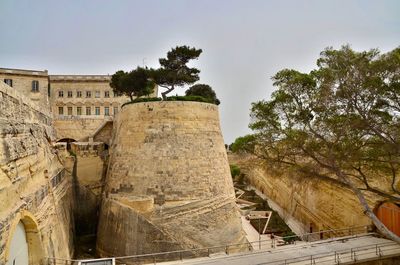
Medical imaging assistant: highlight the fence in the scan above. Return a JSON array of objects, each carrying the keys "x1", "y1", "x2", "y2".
[{"x1": 45, "y1": 225, "x2": 380, "y2": 265}]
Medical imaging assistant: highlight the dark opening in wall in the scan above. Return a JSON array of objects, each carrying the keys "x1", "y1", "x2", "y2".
[{"x1": 57, "y1": 138, "x2": 77, "y2": 151}]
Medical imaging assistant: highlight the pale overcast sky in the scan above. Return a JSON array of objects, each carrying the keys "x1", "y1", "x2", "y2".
[{"x1": 1, "y1": 0, "x2": 399, "y2": 143}]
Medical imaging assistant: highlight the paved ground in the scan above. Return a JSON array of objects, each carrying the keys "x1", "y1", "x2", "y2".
[{"x1": 159, "y1": 235, "x2": 400, "y2": 265}]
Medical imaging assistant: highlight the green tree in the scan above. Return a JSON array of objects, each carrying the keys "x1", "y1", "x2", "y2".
[
  {"x1": 110, "y1": 67, "x2": 154, "y2": 101},
  {"x1": 185, "y1": 84, "x2": 220, "y2": 105},
  {"x1": 250, "y1": 45, "x2": 400, "y2": 242},
  {"x1": 151, "y1": 45, "x2": 202, "y2": 100},
  {"x1": 230, "y1": 134, "x2": 256, "y2": 153}
]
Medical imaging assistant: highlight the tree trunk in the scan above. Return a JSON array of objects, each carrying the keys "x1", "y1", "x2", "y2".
[
  {"x1": 161, "y1": 85, "x2": 174, "y2": 100},
  {"x1": 161, "y1": 91, "x2": 168, "y2": 100},
  {"x1": 339, "y1": 173, "x2": 400, "y2": 244}
]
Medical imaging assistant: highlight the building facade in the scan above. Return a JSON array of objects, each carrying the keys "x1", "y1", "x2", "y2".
[
  {"x1": 0, "y1": 68, "x2": 50, "y2": 110},
  {"x1": 49, "y1": 75, "x2": 128, "y2": 117},
  {"x1": 0, "y1": 67, "x2": 158, "y2": 119}
]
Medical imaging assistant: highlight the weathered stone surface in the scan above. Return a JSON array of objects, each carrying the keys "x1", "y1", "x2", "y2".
[
  {"x1": 72, "y1": 142, "x2": 106, "y2": 236},
  {"x1": 53, "y1": 117, "x2": 110, "y2": 141},
  {"x1": 97, "y1": 101, "x2": 247, "y2": 259},
  {"x1": 0, "y1": 82, "x2": 75, "y2": 264},
  {"x1": 229, "y1": 154, "x2": 372, "y2": 235}
]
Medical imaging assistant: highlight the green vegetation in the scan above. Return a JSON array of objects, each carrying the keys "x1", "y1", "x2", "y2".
[
  {"x1": 230, "y1": 134, "x2": 256, "y2": 153},
  {"x1": 121, "y1": 97, "x2": 162, "y2": 107},
  {"x1": 166, "y1": 95, "x2": 217, "y2": 104},
  {"x1": 150, "y1": 45, "x2": 202, "y2": 100},
  {"x1": 112, "y1": 45, "x2": 222, "y2": 105},
  {"x1": 110, "y1": 66, "x2": 155, "y2": 101},
  {"x1": 68, "y1": 150, "x2": 76, "y2": 157},
  {"x1": 185, "y1": 84, "x2": 220, "y2": 105},
  {"x1": 249, "y1": 45, "x2": 400, "y2": 243},
  {"x1": 230, "y1": 164, "x2": 241, "y2": 178}
]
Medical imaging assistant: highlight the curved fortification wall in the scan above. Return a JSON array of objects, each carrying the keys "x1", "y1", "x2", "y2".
[{"x1": 97, "y1": 101, "x2": 246, "y2": 258}]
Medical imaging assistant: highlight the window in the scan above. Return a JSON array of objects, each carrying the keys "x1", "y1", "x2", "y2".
[
  {"x1": 86, "y1": 107, "x2": 91, "y2": 115},
  {"x1": 58, "y1": 91, "x2": 64, "y2": 98},
  {"x1": 32, "y1": 80, "x2": 39, "y2": 92},
  {"x1": 77, "y1": 91, "x2": 82, "y2": 98},
  {"x1": 113, "y1": 107, "x2": 118, "y2": 115},
  {"x1": 4, "y1": 79, "x2": 13, "y2": 87},
  {"x1": 113, "y1": 91, "x2": 120, "y2": 97},
  {"x1": 104, "y1": 91, "x2": 110, "y2": 98},
  {"x1": 58, "y1": 107, "x2": 64, "y2": 115},
  {"x1": 77, "y1": 107, "x2": 82, "y2": 115},
  {"x1": 67, "y1": 107, "x2": 73, "y2": 115},
  {"x1": 67, "y1": 91, "x2": 73, "y2": 98},
  {"x1": 86, "y1": 91, "x2": 91, "y2": 98},
  {"x1": 95, "y1": 107, "x2": 100, "y2": 115},
  {"x1": 95, "y1": 91, "x2": 100, "y2": 98},
  {"x1": 104, "y1": 107, "x2": 109, "y2": 116}
]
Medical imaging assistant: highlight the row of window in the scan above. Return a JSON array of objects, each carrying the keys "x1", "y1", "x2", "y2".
[
  {"x1": 58, "y1": 90, "x2": 120, "y2": 98},
  {"x1": 58, "y1": 106, "x2": 118, "y2": 116},
  {"x1": 4, "y1": 79, "x2": 39, "y2": 92},
  {"x1": 3, "y1": 79, "x2": 122, "y2": 97}
]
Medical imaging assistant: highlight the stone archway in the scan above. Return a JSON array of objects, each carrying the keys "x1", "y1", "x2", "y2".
[
  {"x1": 5, "y1": 211, "x2": 45, "y2": 265},
  {"x1": 57, "y1": 138, "x2": 77, "y2": 150},
  {"x1": 375, "y1": 202, "x2": 400, "y2": 237}
]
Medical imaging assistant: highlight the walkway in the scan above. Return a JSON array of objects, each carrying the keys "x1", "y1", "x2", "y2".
[{"x1": 160, "y1": 235, "x2": 400, "y2": 265}]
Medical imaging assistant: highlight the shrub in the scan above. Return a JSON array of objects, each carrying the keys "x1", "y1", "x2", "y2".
[
  {"x1": 230, "y1": 164, "x2": 241, "y2": 178},
  {"x1": 166, "y1": 95, "x2": 217, "y2": 104},
  {"x1": 122, "y1": 97, "x2": 162, "y2": 107}
]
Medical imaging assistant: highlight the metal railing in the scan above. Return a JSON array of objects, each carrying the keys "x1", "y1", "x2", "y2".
[
  {"x1": 258, "y1": 241, "x2": 400, "y2": 265},
  {"x1": 45, "y1": 225, "x2": 381, "y2": 265}
]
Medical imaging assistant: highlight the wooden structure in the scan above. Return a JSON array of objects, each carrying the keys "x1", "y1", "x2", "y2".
[{"x1": 375, "y1": 202, "x2": 400, "y2": 237}]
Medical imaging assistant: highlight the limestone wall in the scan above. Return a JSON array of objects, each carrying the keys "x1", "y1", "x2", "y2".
[
  {"x1": 53, "y1": 116, "x2": 111, "y2": 141},
  {"x1": 0, "y1": 82, "x2": 75, "y2": 264},
  {"x1": 97, "y1": 101, "x2": 246, "y2": 259},
  {"x1": 71, "y1": 142, "x2": 106, "y2": 236},
  {"x1": 229, "y1": 154, "x2": 372, "y2": 235}
]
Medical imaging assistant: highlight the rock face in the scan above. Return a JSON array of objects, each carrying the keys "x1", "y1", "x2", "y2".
[
  {"x1": 97, "y1": 101, "x2": 246, "y2": 259},
  {"x1": 71, "y1": 142, "x2": 106, "y2": 236},
  {"x1": 229, "y1": 154, "x2": 372, "y2": 235},
  {"x1": 0, "y1": 82, "x2": 75, "y2": 264}
]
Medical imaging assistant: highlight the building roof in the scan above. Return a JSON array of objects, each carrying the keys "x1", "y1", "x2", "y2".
[
  {"x1": 0, "y1": 67, "x2": 111, "y2": 82},
  {"x1": 0, "y1": 67, "x2": 48, "y2": 77}
]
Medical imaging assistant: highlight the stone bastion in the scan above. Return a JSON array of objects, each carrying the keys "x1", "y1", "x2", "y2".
[{"x1": 97, "y1": 101, "x2": 247, "y2": 259}]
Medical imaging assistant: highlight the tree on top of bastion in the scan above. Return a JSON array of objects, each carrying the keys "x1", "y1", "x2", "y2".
[
  {"x1": 111, "y1": 45, "x2": 220, "y2": 105},
  {"x1": 242, "y1": 45, "x2": 400, "y2": 243},
  {"x1": 110, "y1": 66, "x2": 155, "y2": 101}
]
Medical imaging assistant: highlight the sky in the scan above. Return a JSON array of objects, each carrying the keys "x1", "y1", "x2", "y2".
[{"x1": 1, "y1": 0, "x2": 399, "y2": 143}]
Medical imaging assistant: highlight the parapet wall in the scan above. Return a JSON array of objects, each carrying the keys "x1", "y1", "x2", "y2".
[
  {"x1": 53, "y1": 116, "x2": 112, "y2": 141},
  {"x1": 97, "y1": 101, "x2": 246, "y2": 259}
]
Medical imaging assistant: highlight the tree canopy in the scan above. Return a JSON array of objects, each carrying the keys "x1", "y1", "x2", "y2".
[
  {"x1": 185, "y1": 84, "x2": 220, "y2": 105},
  {"x1": 250, "y1": 45, "x2": 400, "y2": 242},
  {"x1": 151, "y1": 45, "x2": 202, "y2": 100},
  {"x1": 230, "y1": 134, "x2": 256, "y2": 153},
  {"x1": 110, "y1": 67, "x2": 155, "y2": 101}
]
